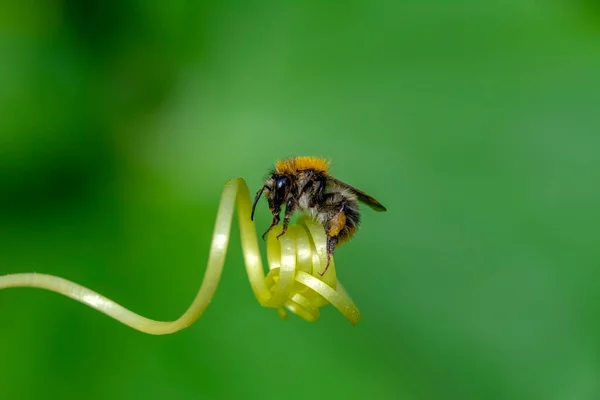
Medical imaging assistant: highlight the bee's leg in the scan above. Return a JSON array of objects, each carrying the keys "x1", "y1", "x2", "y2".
[
  {"x1": 276, "y1": 199, "x2": 295, "y2": 239},
  {"x1": 261, "y1": 213, "x2": 280, "y2": 240},
  {"x1": 318, "y1": 210, "x2": 347, "y2": 276},
  {"x1": 318, "y1": 235, "x2": 338, "y2": 276}
]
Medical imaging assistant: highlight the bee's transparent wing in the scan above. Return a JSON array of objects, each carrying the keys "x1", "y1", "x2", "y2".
[{"x1": 327, "y1": 176, "x2": 387, "y2": 212}]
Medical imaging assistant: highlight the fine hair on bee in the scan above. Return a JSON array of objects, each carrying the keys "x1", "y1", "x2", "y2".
[{"x1": 251, "y1": 156, "x2": 386, "y2": 276}]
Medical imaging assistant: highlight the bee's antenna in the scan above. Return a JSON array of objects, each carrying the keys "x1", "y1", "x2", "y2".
[{"x1": 251, "y1": 185, "x2": 268, "y2": 221}]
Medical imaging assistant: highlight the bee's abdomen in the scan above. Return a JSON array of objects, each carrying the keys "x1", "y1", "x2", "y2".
[
  {"x1": 318, "y1": 190, "x2": 360, "y2": 245},
  {"x1": 336, "y1": 201, "x2": 360, "y2": 244}
]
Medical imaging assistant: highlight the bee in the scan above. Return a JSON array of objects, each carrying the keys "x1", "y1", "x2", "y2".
[{"x1": 251, "y1": 156, "x2": 386, "y2": 275}]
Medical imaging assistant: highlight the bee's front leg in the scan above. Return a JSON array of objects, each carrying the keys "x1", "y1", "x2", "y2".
[
  {"x1": 262, "y1": 213, "x2": 280, "y2": 240},
  {"x1": 276, "y1": 198, "x2": 295, "y2": 239}
]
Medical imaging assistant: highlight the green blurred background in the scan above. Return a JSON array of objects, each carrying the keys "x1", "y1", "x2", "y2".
[{"x1": 1, "y1": 1, "x2": 599, "y2": 399}]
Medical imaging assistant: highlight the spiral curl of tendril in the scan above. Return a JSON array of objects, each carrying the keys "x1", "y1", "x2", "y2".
[{"x1": 0, "y1": 178, "x2": 361, "y2": 335}]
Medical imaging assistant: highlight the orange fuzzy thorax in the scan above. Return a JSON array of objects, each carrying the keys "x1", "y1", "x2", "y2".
[{"x1": 275, "y1": 156, "x2": 330, "y2": 174}]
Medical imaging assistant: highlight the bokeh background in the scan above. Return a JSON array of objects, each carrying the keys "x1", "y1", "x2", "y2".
[{"x1": 1, "y1": 1, "x2": 599, "y2": 399}]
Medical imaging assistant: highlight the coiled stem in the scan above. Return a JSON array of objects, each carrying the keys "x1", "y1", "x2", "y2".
[{"x1": 0, "y1": 178, "x2": 361, "y2": 335}]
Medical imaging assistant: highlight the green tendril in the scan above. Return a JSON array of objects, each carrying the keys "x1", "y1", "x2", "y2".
[{"x1": 0, "y1": 178, "x2": 361, "y2": 335}]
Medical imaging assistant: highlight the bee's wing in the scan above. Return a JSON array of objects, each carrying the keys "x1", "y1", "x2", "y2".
[{"x1": 327, "y1": 176, "x2": 387, "y2": 212}]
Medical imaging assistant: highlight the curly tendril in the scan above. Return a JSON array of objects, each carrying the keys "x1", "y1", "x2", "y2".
[{"x1": 0, "y1": 178, "x2": 361, "y2": 334}]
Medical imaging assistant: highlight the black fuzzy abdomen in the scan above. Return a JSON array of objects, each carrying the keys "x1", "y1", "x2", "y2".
[
  {"x1": 337, "y1": 199, "x2": 360, "y2": 244},
  {"x1": 318, "y1": 188, "x2": 361, "y2": 245}
]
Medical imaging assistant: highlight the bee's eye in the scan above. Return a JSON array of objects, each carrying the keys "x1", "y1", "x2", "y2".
[{"x1": 275, "y1": 176, "x2": 289, "y2": 195}]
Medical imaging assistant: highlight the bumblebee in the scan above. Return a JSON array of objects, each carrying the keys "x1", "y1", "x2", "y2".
[{"x1": 251, "y1": 156, "x2": 386, "y2": 275}]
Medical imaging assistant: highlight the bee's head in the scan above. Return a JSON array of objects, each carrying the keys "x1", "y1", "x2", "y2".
[
  {"x1": 251, "y1": 174, "x2": 292, "y2": 220},
  {"x1": 266, "y1": 174, "x2": 292, "y2": 213}
]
